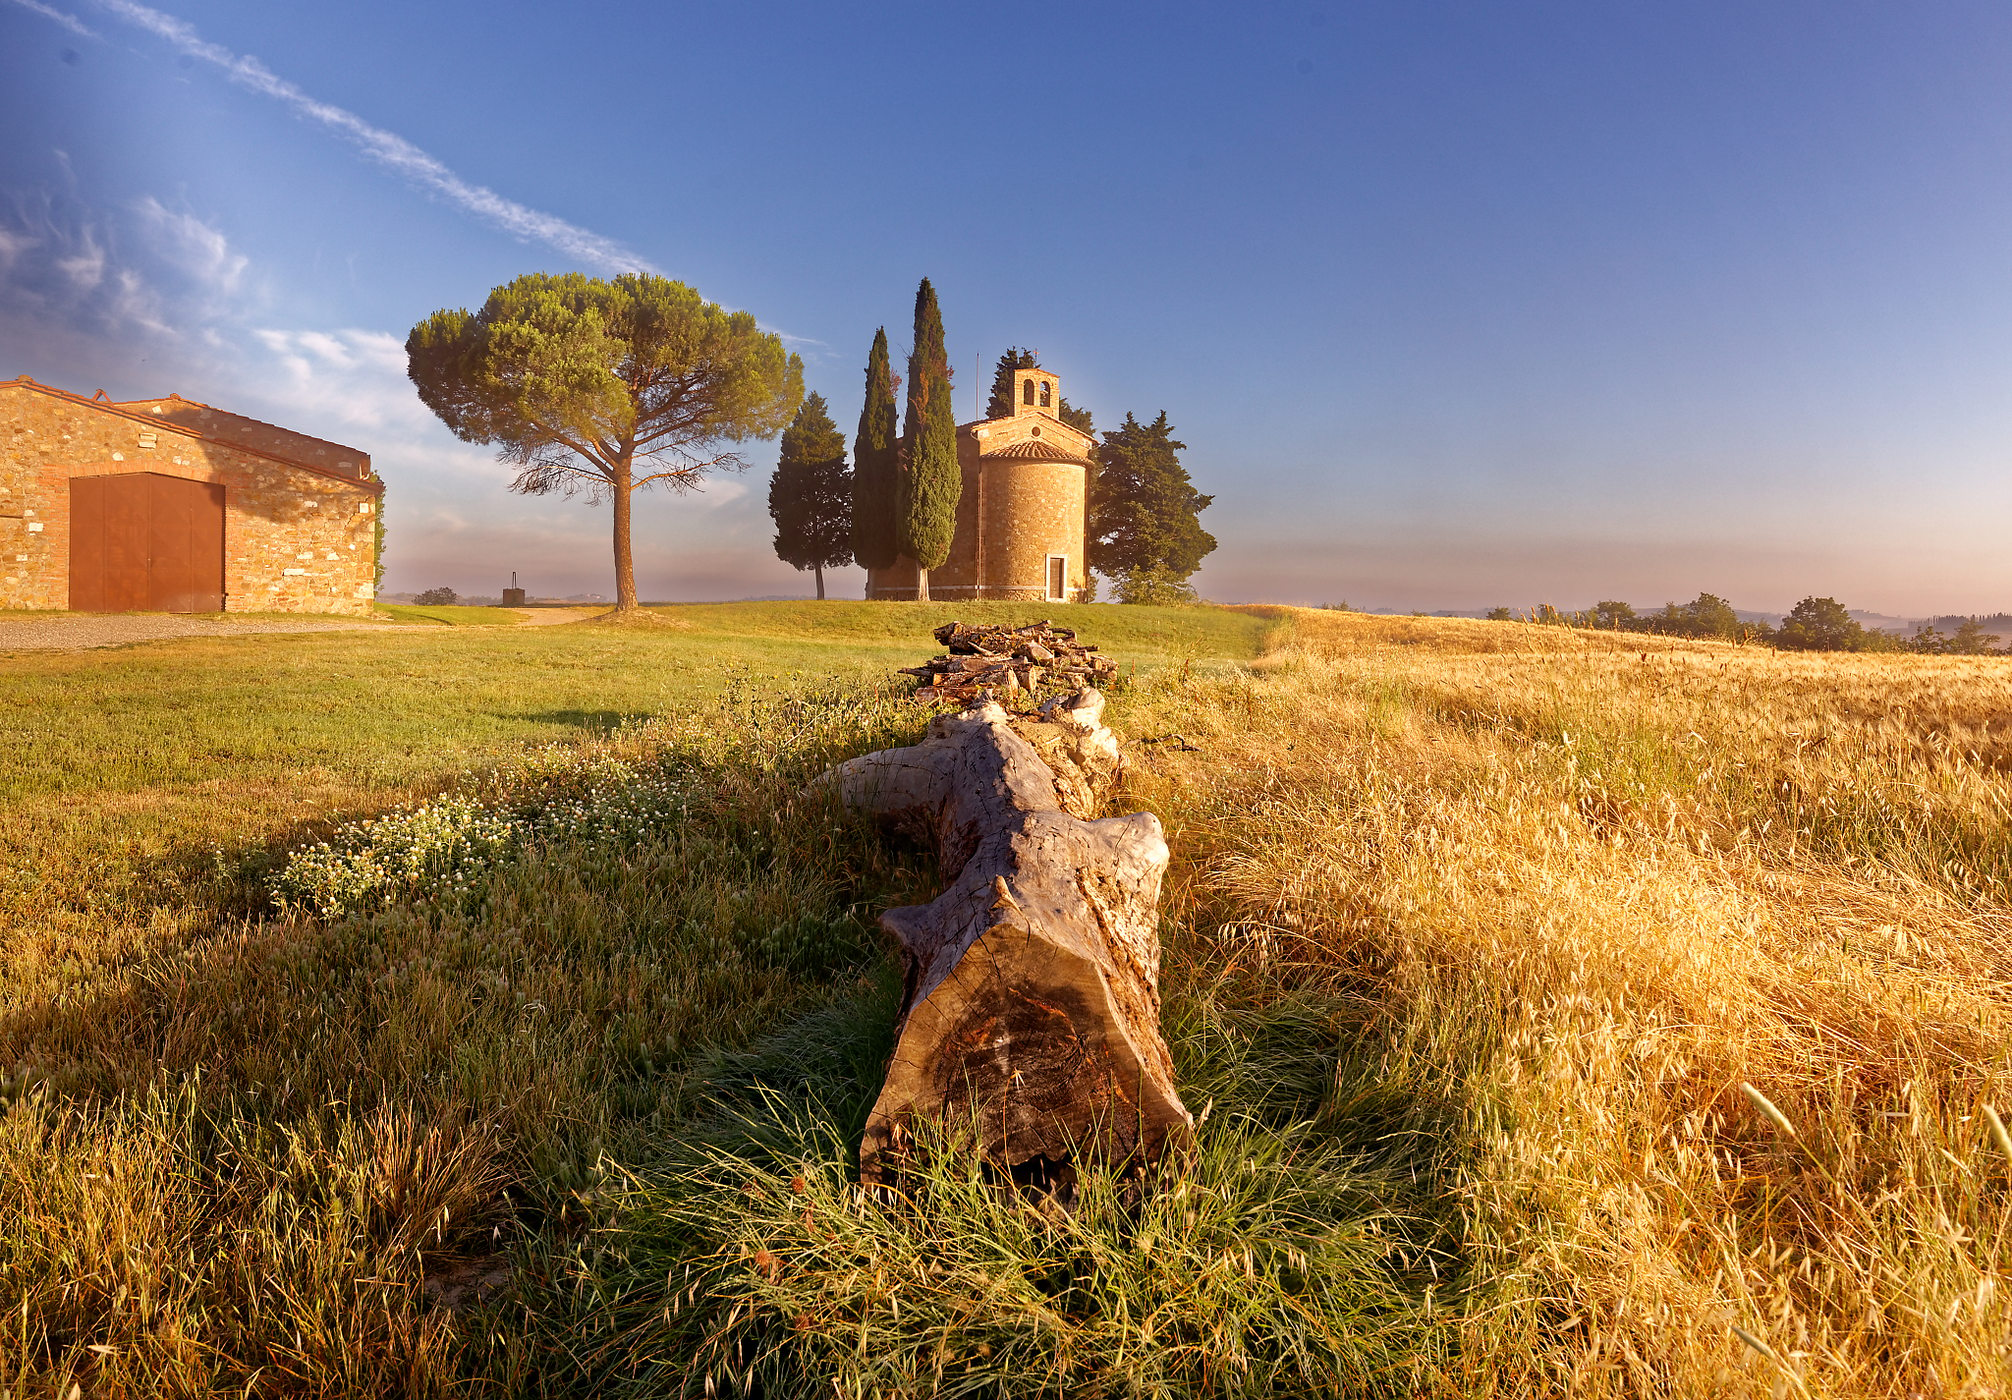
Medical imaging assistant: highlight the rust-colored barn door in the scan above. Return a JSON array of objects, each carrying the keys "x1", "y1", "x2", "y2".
[{"x1": 69, "y1": 473, "x2": 225, "y2": 613}]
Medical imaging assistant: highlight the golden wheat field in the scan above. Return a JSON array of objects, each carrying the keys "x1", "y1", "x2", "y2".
[
  {"x1": 1, "y1": 603, "x2": 2008, "y2": 1397},
  {"x1": 1128, "y1": 607, "x2": 2012, "y2": 1396}
]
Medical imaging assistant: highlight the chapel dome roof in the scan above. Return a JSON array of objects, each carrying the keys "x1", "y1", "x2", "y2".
[{"x1": 981, "y1": 438, "x2": 1092, "y2": 467}]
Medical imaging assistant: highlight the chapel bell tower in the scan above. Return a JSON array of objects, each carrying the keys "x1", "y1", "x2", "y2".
[{"x1": 1012, "y1": 367, "x2": 1058, "y2": 417}]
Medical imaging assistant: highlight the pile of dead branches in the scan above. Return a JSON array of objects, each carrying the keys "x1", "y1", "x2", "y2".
[{"x1": 900, "y1": 620, "x2": 1120, "y2": 704}]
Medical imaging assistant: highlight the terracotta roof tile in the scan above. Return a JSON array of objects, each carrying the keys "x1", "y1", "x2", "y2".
[{"x1": 981, "y1": 438, "x2": 1093, "y2": 466}]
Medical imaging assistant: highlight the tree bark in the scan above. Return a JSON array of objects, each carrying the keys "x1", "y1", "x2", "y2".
[
  {"x1": 611, "y1": 460, "x2": 638, "y2": 612},
  {"x1": 914, "y1": 564, "x2": 931, "y2": 603},
  {"x1": 820, "y1": 689, "x2": 1191, "y2": 1185},
  {"x1": 814, "y1": 563, "x2": 825, "y2": 600}
]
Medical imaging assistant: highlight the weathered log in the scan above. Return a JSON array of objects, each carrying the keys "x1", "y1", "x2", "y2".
[{"x1": 821, "y1": 688, "x2": 1191, "y2": 1184}]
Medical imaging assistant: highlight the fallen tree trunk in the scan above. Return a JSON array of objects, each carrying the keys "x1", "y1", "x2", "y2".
[{"x1": 821, "y1": 689, "x2": 1192, "y2": 1185}]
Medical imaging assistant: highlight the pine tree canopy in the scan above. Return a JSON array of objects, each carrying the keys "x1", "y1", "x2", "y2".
[
  {"x1": 768, "y1": 392, "x2": 853, "y2": 579},
  {"x1": 407, "y1": 272, "x2": 802, "y2": 498},
  {"x1": 406, "y1": 271, "x2": 801, "y2": 611},
  {"x1": 899, "y1": 278, "x2": 960, "y2": 574},
  {"x1": 1058, "y1": 399, "x2": 1094, "y2": 435},
  {"x1": 1087, "y1": 410, "x2": 1217, "y2": 589},
  {"x1": 851, "y1": 328, "x2": 901, "y2": 572}
]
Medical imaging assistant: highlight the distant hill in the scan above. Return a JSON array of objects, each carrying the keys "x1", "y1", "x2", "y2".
[{"x1": 1848, "y1": 610, "x2": 1921, "y2": 636}]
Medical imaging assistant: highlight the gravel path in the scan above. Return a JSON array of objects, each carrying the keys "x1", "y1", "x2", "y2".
[{"x1": 0, "y1": 609, "x2": 594, "y2": 654}]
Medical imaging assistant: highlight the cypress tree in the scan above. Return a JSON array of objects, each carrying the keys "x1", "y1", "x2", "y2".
[
  {"x1": 899, "y1": 278, "x2": 959, "y2": 602},
  {"x1": 767, "y1": 392, "x2": 853, "y2": 599},
  {"x1": 851, "y1": 328, "x2": 900, "y2": 578}
]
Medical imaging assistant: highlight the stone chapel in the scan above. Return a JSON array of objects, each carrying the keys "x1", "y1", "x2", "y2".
[{"x1": 864, "y1": 364, "x2": 1091, "y2": 602}]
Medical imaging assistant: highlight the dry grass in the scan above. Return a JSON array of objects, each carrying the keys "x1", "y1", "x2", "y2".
[{"x1": 1120, "y1": 607, "x2": 2012, "y2": 1395}]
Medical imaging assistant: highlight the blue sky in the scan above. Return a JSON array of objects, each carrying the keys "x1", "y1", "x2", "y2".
[{"x1": 3, "y1": 0, "x2": 2009, "y2": 613}]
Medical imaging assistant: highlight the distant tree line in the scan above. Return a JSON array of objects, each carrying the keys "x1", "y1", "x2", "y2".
[
  {"x1": 1928, "y1": 611, "x2": 2012, "y2": 634},
  {"x1": 1480, "y1": 593, "x2": 2011, "y2": 654}
]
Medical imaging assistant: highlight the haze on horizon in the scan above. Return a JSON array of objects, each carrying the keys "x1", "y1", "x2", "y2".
[{"x1": 2, "y1": 0, "x2": 2008, "y2": 619}]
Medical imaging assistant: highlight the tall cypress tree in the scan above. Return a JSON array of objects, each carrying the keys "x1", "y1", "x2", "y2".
[
  {"x1": 767, "y1": 392, "x2": 852, "y2": 599},
  {"x1": 851, "y1": 328, "x2": 900, "y2": 579},
  {"x1": 899, "y1": 278, "x2": 959, "y2": 602}
]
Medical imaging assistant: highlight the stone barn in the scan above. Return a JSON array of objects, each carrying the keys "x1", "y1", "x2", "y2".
[
  {"x1": 866, "y1": 363, "x2": 1092, "y2": 602},
  {"x1": 0, "y1": 376, "x2": 382, "y2": 616}
]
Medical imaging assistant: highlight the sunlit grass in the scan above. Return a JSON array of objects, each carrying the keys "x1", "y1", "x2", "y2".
[
  {"x1": 1120, "y1": 608, "x2": 2012, "y2": 1395},
  {"x1": 3, "y1": 601, "x2": 2008, "y2": 1394}
]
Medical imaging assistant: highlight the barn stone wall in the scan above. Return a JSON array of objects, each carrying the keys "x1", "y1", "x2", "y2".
[{"x1": 0, "y1": 383, "x2": 381, "y2": 616}]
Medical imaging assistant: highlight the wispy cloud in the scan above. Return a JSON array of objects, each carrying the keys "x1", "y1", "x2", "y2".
[
  {"x1": 134, "y1": 194, "x2": 247, "y2": 295},
  {"x1": 35, "y1": 0, "x2": 661, "y2": 276},
  {"x1": 0, "y1": 185, "x2": 212, "y2": 345},
  {"x1": 3, "y1": 0, "x2": 96, "y2": 38}
]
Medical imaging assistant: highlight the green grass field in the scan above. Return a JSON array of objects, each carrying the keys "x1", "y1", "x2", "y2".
[
  {"x1": 375, "y1": 603, "x2": 534, "y2": 626},
  {"x1": 3, "y1": 602, "x2": 2007, "y2": 1397},
  {"x1": 0, "y1": 601, "x2": 1262, "y2": 1010}
]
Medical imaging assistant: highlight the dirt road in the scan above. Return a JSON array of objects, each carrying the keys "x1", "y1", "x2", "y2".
[{"x1": 0, "y1": 608, "x2": 595, "y2": 653}]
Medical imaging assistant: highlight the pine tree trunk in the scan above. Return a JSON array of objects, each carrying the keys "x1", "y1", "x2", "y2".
[
  {"x1": 814, "y1": 563, "x2": 825, "y2": 600},
  {"x1": 611, "y1": 461, "x2": 638, "y2": 613},
  {"x1": 915, "y1": 565, "x2": 930, "y2": 603},
  {"x1": 820, "y1": 690, "x2": 1191, "y2": 1185}
]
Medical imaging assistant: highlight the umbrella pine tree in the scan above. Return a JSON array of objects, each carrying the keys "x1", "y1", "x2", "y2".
[{"x1": 407, "y1": 272, "x2": 800, "y2": 614}]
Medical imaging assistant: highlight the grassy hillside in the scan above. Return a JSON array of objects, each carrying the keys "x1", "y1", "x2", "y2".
[{"x1": 2, "y1": 603, "x2": 2008, "y2": 1396}]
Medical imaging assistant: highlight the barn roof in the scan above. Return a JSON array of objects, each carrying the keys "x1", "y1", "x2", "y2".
[
  {"x1": 115, "y1": 395, "x2": 371, "y2": 481},
  {"x1": 3, "y1": 377, "x2": 384, "y2": 493}
]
